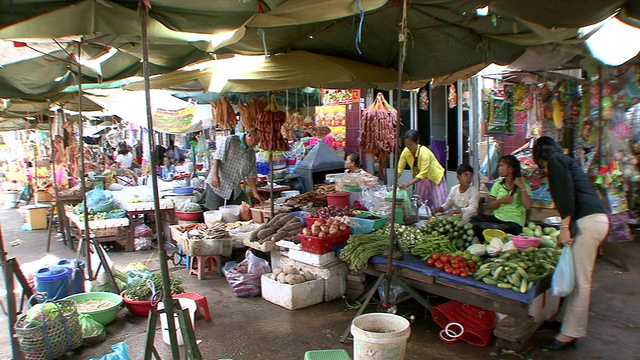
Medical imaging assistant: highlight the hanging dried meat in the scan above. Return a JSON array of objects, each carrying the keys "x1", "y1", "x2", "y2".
[
  {"x1": 281, "y1": 112, "x2": 304, "y2": 138},
  {"x1": 257, "y1": 94, "x2": 288, "y2": 152},
  {"x1": 211, "y1": 96, "x2": 238, "y2": 129},
  {"x1": 237, "y1": 96, "x2": 268, "y2": 132},
  {"x1": 359, "y1": 92, "x2": 397, "y2": 178}
]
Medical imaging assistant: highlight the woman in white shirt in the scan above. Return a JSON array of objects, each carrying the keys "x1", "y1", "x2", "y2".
[
  {"x1": 115, "y1": 142, "x2": 133, "y2": 169},
  {"x1": 433, "y1": 164, "x2": 479, "y2": 220}
]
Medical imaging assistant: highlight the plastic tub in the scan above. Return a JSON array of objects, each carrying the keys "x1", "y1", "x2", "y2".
[
  {"x1": 203, "y1": 210, "x2": 222, "y2": 228},
  {"x1": 34, "y1": 266, "x2": 71, "y2": 300},
  {"x1": 174, "y1": 186, "x2": 194, "y2": 195},
  {"x1": 64, "y1": 292, "x2": 123, "y2": 325},
  {"x1": 57, "y1": 259, "x2": 86, "y2": 295},
  {"x1": 157, "y1": 298, "x2": 197, "y2": 346},
  {"x1": 219, "y1": 205, "x2": 240, "y2": 223},
  {"x1": 326, "y1": 191, "x2": 350, "y2": 208},
  {"x1": 351, "y1": 313, "x2": 411, "y2": 360}
]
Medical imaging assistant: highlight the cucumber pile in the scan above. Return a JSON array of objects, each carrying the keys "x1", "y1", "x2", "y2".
[
  {"x1": 520, "y1": 222, "x2": 560, "y2": 248},
  {"x1": 422, "y1": 215, "x2": 480, "y2": 251},
  {"x1": 473, "y1": 247, "x2": 562, "y2": 293}
]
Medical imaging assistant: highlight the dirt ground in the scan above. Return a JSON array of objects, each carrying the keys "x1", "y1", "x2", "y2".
[{"x1": 0, "y1": 206, "x2": 638, "y2": 360}]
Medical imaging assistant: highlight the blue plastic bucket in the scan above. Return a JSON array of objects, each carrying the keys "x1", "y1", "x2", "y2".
[
  {"x1": 34, "y1": 266, "x2": 71, "y2": 300},
  {"x1": 57, "y1": 259, "x2": 86, "y2": 295}
]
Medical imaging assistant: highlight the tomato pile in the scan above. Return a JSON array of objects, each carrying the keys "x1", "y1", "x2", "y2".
[{"x1": 426, "y1": 251, "x2": 482, "y2": 278}]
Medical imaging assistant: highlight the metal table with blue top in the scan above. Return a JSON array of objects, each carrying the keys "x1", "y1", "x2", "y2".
[{"x1": 363, "y1": 254, "x2": 558, "y2": 350}]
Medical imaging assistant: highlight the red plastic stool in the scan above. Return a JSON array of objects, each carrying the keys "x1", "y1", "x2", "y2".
[
  {"x1": 189, "y1": 255, "x2": 223, "y2": 280},
  {"x1": 173, "y1": 292, "x2": 211, "y2": 321}
]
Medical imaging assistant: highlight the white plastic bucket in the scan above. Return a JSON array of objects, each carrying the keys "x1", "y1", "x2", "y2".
[
  {"x1": 3, "y1": 191, "x2": 18, "y2": 209},
  {"x1": 219, "y1": 205, "x2": 240, "y2": 223},
  {"x1": 351, "y1": 313, "x2": 411, "y2": 360},
  {"x1": 157, "y1": 298, "x2": 197, "y2": 346},
  {"x1": 203, "y1": 210, "x2": 223, "y2": 228}
]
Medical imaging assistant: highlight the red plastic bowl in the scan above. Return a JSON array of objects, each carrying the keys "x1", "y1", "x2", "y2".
[
  {"x1": 175, "y1": 211, "x2": 203, "y2": 221},
  {"x1": 122, "y1": 292, "x2": 157, "y2": 317}
]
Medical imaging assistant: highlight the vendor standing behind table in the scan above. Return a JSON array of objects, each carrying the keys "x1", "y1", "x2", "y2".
[
  {"x1": 397, "y1": 129, "x2": 447, "y2": 208},
  {"x1": 115, "y1": 142, "x2": 133, "y2": 169},
  {"x1": 205, "y1": 130, "x2": 265, "y2": 210},
  {"x1": 533, "y1": 136, "x2": 609, "y2": 351},
  {"x1": 433, "y1": 164, "x2": 479, "y2": 220},
  {"x1": 472, "y1": 155, "x2": 531, "y2": 235},
  {"x1": 344, "y1": 153, "x2": 379, "y2": 186}
]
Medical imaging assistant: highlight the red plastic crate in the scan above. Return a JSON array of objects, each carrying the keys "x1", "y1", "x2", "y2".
[
  {"x1": 297, "y1": 228, "x2": 351, "y2": 255},
  {"x1": 305, "y1": 217, "x2": 325, "y2": 228}
]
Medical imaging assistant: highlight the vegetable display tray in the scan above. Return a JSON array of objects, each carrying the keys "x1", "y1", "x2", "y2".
[
  {"x1": 297, "y1": 228, "x2": 351, "y2": 255},
  {"x1": 350, "y1": 216, "x2": 389, "y2": 235}
]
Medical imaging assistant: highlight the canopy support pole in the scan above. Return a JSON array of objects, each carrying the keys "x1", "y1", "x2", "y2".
[
  {"x1": 139, "y1": 3, "x2": 202, "y2": 359},
  {"x1": 340, "y1": 1, "x2": 431, "y2": 344}
]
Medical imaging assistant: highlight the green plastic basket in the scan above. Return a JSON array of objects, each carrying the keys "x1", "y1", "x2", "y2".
[{"x1": 304, "y1": 349, "x2": 351, "y2": 360}]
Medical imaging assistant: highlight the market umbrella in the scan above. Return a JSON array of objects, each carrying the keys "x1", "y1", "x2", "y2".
[
  {"x1": 125, "y1": 50, "x2": 407, "y2": 92},
  {"x1": 211, "y1": 0, "x2": 639, "y2": 83}
]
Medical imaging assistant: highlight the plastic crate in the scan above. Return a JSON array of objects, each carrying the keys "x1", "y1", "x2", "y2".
[
  {"x1": 305, "y1": 217, "x2": 325, "y2": 228},
  {"x1": 298, "y1": 227, "x2": 351, "y2": 255},
  {"x1": 304, "y1": 349, "x2": 351, "y2": 360}
]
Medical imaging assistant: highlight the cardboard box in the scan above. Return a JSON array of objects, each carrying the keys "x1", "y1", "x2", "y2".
[
  {"x1": 528, "y1": 288, "x2": 560, "y2": 323},
  {"x1": 261, "y1": 274, "x2": 324, "y2": 310},
  {"x1": 24, "y1": 205, "x2": 49, "y2": 229}
]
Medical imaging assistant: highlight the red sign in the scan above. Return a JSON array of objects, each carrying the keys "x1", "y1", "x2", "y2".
[{"x1": 321, "y1": 89, "x2": 360, "y2": 105}]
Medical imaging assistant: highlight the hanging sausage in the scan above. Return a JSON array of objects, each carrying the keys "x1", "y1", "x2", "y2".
[{"x1": 359, "y1": 92, "x2": 398, "y2": 179}]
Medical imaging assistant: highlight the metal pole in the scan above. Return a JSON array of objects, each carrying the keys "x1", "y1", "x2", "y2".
[
  {"x1": 385, "y1": 0, "x2": 408, "y2": 305},
  {"x1": 139, "y1": 3, "x2": 181, "y2": 358}
]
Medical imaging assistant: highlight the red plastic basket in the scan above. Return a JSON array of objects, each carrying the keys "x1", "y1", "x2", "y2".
[
  {"x1": 297, "y1": 227, "x2": 351, "y2": 254},
  {"x1": 431, "y1": 300, "x2": 496, "y2": 346}
]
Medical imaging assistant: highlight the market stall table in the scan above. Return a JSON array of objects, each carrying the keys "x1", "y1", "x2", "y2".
[
  {"x1": 55, "y1": 194, "x2": 84, "y2": 249},
  {"x1": 65, "y1": 211, "x2": 130, "y2": 250},
  {"x1": 124, "y1": 200, "x2": 177, "y2": 252},
  {"x1": 362, "y1": 254, "x2": 557, "y2": 349}
]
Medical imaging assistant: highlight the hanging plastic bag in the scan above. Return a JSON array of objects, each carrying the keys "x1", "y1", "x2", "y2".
[
  {"x1": 79, "y1": 313, "x2": 107, "y2": 346},
  {"x1": 551, "y1": 245, "x2": 575, "y2": 297},
  {"x1": 90, "y1": 342, "x2": 132, "y2": 360}
]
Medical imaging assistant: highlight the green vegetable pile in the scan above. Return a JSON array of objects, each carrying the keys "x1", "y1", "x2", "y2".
[
  {"x1": 122, "y1": 273, "x2": 184, "y2": 301},
  {"x1": 473, "y1": 247, "x2": 561, "y2": 293},
  {"x1": 176, "y1": 202, "x2": 202, "y2": 212},
  {"x1": 422, "y1": 215, "x2": 479, "y2": 250},
  {"x1": 339, "y1": 233, "x2": 389, "y2": 270}
]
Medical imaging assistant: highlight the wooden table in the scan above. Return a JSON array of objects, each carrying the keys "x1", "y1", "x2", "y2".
[
  {"x1": 56, "y1": 194, "x2": 84, "y2": 249},
  {"x1": 125, "y1": 202, "x2": 178, "y2": 252}
]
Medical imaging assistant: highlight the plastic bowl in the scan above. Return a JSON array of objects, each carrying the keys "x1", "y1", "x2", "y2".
[
  {"x1": 175, "y1": 210, "x2": 203, "y2": 221},
  {"x1": 121, "y1": 291, "x2": 157, "y2": 317},
  {"x1": 173, "y1": 186, "x2": 194, "y2": 195},
  {"x1": 64, "y1": 292, "x2": 123, "y2": 325},
  {"x1": 483, "y1": 228, "x2": 506, "y2": 243},
  {"x1": 512, "y1": 235, "x2": 542, "y2": 249}
]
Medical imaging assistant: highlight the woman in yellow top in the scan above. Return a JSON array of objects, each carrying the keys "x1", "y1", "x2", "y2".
[{"x1": 397, "y1": 130, "x2": 447, "y2": 208}]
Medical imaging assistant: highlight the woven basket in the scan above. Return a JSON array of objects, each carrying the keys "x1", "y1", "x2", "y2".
[
  {"x1": 431, "y1": 300, "x2": 496, "y2": 347},
  {"x1": 15, "y1": 299, "x2": 83, "y2": 360}
]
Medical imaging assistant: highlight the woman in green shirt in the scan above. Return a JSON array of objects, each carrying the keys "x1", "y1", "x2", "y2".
[{"x1": 472, "y1": 155, "x2": 531, "y2": 235}]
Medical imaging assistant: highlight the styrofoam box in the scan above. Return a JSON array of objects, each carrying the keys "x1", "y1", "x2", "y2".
[
  {"x1": 287, "y1": 249, "x2": 338, "y2": 267},
  {"x1": 261, "y1": 274, "x2": 324, "y2": 310},
  {"x1": 275, "y1": 240, "x2": 302, "y2": 251},
  {"x1": 169, "y1": 225, "x2": 184, "y2": 242},
  {"x1": 528, "y1": 288, "x2": 561, "y2": 323},
  {"x1": 271, "y1": 251, "x2": 348, "y2": 302}
]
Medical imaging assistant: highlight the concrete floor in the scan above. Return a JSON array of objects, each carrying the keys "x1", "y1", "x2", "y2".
[{"x1": 0, "y1": 206, "x2": 639, "y2": 360}]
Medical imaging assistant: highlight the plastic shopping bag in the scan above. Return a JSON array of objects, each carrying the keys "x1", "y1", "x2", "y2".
[
  {"x1": 551, "y1": 245, "x2": 575, "y2": 297},
  {"x1": 223, "y1": 250, "x2": 271, "y2": 297},
  {"x1": 90, "y1": 342, "x2": 132, "y2": 360},
  {"x1": 79, "y1": 313, "x2": 106, "y2": 346}
]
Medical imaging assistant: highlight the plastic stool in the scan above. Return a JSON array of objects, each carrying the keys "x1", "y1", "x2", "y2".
[
  {"x1": 304, "y1": 350, "x2": 351, "y2": 360},
  {"x1": 189, "y1": 255, "x2": 222, "y2": 280},
  {"x1": 173, "y1": 292, "x2": 211, "y2": 321}
]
